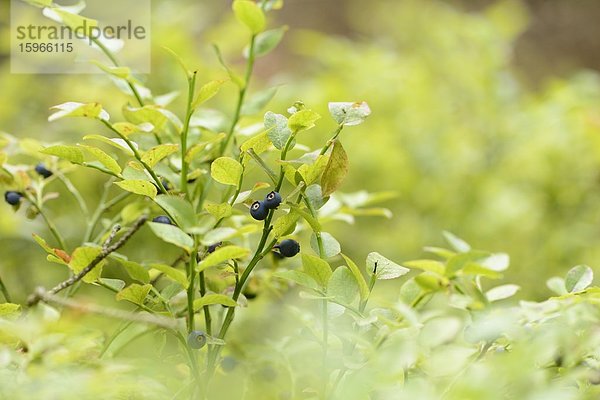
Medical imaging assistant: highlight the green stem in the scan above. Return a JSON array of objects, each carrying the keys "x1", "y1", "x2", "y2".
[
  {"x1": 319, "y1": 124, "x2": 344, "y2": 156},
  {"x1": 0, "y1": 275, "x2": 11, "y2": 302},
  {"x1": 187, "y1": 239, "x2": 199, "y2": 333},
  {"x1": 219, "y1": 34, "x2": 257, "y2": 156},
  {"x1": 101, "y1": 119, "x2": 167, "y2": 194},
  {"x1": 90, "y1": 37, "x2": 144, "y2": 107},
  {"x1": 180, "y1": 71, "x2": 198, "y2": 198},
  {"x1": 199, "y1": 271, "x2": 212, "y2": 335},
  {"x1": 27, "y1": 193, "x2": 67, "y2": 250},
  {"x1": 55, "y1": 172, "x2": 89, "y2": 217},
  {"x1": 85, "y1": 190, "x2": 131, "y2": 243}
]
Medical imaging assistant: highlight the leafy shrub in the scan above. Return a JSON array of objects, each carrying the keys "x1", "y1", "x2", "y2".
[{"x1": 1, "y1": 1, "x2": 600, "y2": 400}]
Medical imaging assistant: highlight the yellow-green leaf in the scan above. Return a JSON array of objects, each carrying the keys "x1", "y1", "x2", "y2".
[
  {"x1": 204, "y1": 201, "x2": 232, "y2": 220},
  {"x1": 197, "y1": 245, "x2": 250, "y2": 272},
  {"x1": 321, "y1": 140, "x2": 348, "y2": 197},
  {"x1": 211, "y1": 157, "x2": 243, "y2": 186},
  {"x1": 116, "y1": 283, "x2": 152, "y2": 306},
  {"x1": 41, "y1": 145, "x2": 84, "y2": 164},
  {"x1": 141, "y1": 144, "x2": 178, "y2": 167},
  {"x1": 69, "y1": 247, "x2": 105, "y2": 283},
  {"x1": 302, "y1": 253, "x2": 332, "y2": 288},
  {"x1": 233, "y1": 0, "x2": 266, "y2": 34},
  {"x1": 48, "y1": 101, "x2": 108, "y2": 122},
  {"x1": 193, "y1": 294, "x2": 237, "y2": 311},
  {"x1": 192, "y1": 80, "x2": 227, "y2": 109},
  {"x1": 149, "y1": 263, "x2": 188, "y2": 288},
  {"x1": 79, "y1": 145, "x2": 122, "y2": 175},
  {"x1": 115, "y1": 179, "x2": 157, "y2": 199},
  {"x1": 148, "y1": 222, "x2": 194, "y2": 252}
]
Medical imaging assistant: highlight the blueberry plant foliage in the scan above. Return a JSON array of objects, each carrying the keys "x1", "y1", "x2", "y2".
[{"x1": 2, "y1": 1, "x2": 600, "y2": 400}]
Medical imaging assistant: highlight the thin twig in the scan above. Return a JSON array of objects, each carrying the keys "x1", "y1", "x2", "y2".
[
  {"x1": 27, "y1": 215, "x2": 148, "y2": 306},
  {"x1": 32, "y1": 288, "x2": 176, "y2": 330}
]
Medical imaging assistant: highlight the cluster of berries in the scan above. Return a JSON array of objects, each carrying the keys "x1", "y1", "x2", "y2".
[{"x1": 4, "y1": 163, "x2": 53, "y2": 206}]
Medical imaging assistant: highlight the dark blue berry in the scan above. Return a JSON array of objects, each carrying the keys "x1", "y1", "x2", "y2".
[
  {"x1": 34, "y1": 163, "x2": 53, "y2": 179},
  {"x1": 250, "y1": 201, "x2": 268, "y2": 220},
  {"x1": 263, "y1": 191, "x2": 282, "y2": 209},
  {"x1": 207, "y1": 242, "x2": 222, "y2": 253},
  {"x1": 187, "y1": 330, "x2": 207, "y2": 349},
  {"x1": 152, "y1": 215, "x2": 172, "y2": 225},
  {"x1": 276, "y1": 239, "x2": 300, "y2": 257},
  {"x1": 4, "y1": 191, "x2": 23, "y2": 206},
  {"x1": 161, "y1": 179, "x2": 170, "y2": 191},
  {"x1": 221, "y1": 356, "x2": 237, "y2": 372}
]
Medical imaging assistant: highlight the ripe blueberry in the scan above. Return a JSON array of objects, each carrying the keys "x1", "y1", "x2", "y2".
[
  {"x1": 221, "y1": 356, "x2": 237, "y2": 372},
  {"x1": 152, "y1": 215, "x2": 172, "y2": 225},
  {"x1": 187, "y1": 330, "x2": 207, "y2": 349},
  {"x1": 34, "y1": 163, "x2": 53, "y2": 179},
  {"x1": 276, "y1": 239, "x2": 300, "y2": 257},
  {"x1": 263, "y1": 191, "x2": 282, "y2": 209},
  {"x1": 250, "y1": 200, "x2": 268, "y2": 220},
  {"x1": 4, "y1": 191, "x2": 23, "y2": 206},
  {"x1": 161, "y1": 179, "x2": 170, "y2": 191},
  {"x1": 207, "y1": 242, "x2": 222, "y2": 253}
]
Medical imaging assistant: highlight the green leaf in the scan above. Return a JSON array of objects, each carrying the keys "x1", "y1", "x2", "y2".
[
  {"x1": 111, "y1": 255, "x2": 150, "y2": 283},
  {"x1": 241, "y1": 86, "x2": 278, "y2": 115},
  {"x1": 321, "y1": 140, "x2": 348, "y2": 197},
  {"x1": 327, "y1": 266, "x2": 359, "y2": 305},
  {"x1": 193, "y1": 294, "x2": 237, "y2": 311},
  {"x1": 248, "y1": 26, "x2": 288, "y2": 58},
  {"x1": 115, "y1": 179, "x2": 157, "y2": 199},
  {"x1": 0, "y1": 303, "x2": 21, "y2": 317},
  {"x1": 446, "y1": 251, "x2": 490, "y2": 275},
  {"x1": 311, "y1": 232, "x2": 340, "y2": 258},
  {"x1": 264, "y1": 112, "x2": 292, "y2": 150},
  {"x1": 367, "y1": 252, "x2": 409, "y2": 280},
  {"x1": 197, "y1": 245, "x2": 250, "y2": 273},
  {"x1": 273, "y1": 270, "x2": 319, "y2": 290},
  {"x1": 211, "y1": 157, "x2": 243, "y2": 186},
  {"x1": 90, "y1": 60, "x2": 131, "y2": 79},
  {"x1": 302, "y1": 253, "x2": 332, "y2": 288},
  {"x1": 272, "y1": 212, "x2": 299, "y2": 238},
  {"x1": 99, "y1": 278, "x2": 126, "y2": 292},
  {"x1": 41, "y1": 145, "x2": 84, "y2": 164},
  {"x1": 148, "y1": 222, "x2": 194, "y2": 252},
  {"x1": 192, "y1": 80, "x2": 227, "y2": 109},
  {"x1": 141, "y1": 144, "x2": 178, "y2": 167},
  {"x1": 83, "y1": 134, "x2": 135, "y2": 156},
  {"x1": 69, "y1": 247, "x2": 105, "y2": 283},
  {"x1": 149, "y1": 263, "x2": 188, "y2": 288},
  {"x1": 328, "y1": 101, "x2": 371, "y2": 126},
  {"x1": 232, "y1": 0, "x2": 266, "y2": 34},
  {"x1": 565, "y1": 265, "x2": 593, "y2": 293},
  {"x1": 78, "y1": 145, "x2": 122, "y2": 175},
  {"x1": 486, "y1": 284, "x2": 520, "y2": 302},
  {"x1": 288, "y1": 109, "x2": 321, "y2": 132},
  {"x1": 461, "y1": 264, "x2": 503, "y2": 279},
  {"x1": 155, "y1": 194, "x2": 198, "y2": 230},
  {"x1": 32, "y1": 233, "x2": 55, "y2": 254},
  {"x1": 116, "y1": 283, "x2": 152, "y2": 306},
  {"x1": 341, "y1": 253, "x2": 369, "y2": 301},
  {"x1": 404, "y1": 259, "x2": 445, "y2": 275},
  {"x1": 546, "y1": 277, "x2": 567, "y2": 296},
  {"x1": 122, "y1": 105, "x2": 170, "y2": 131},
  {"x1": 415, "y1": 272, "x2": 447, "y2": 291},
  {"x1": 48, "y1": 102, "x2": 109, "y2": 122},
  {"x1": 443, "y1": 231, "x2": 471, "y2": 253},
  {"x1": 298, "y1": 156, "x2": 328, "y2": 185},
  {"x1": 204, "y1": 201, "x2": 232, "y2": 220}
]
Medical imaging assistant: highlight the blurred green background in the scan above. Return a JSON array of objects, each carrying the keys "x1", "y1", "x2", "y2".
[{"x1": 1, "y1": 0, "x2": 600, "y2": 300}]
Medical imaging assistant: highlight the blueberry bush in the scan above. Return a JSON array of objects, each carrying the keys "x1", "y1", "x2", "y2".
[{"x1": 1, "y1": 1, "x2": 600, "y2": 400}]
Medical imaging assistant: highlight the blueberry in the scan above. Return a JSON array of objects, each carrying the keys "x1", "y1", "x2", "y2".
[
  {"x1": 276, "y1": 239, "x2": 300, "y2": 258},
  {"x1": 161, "y1": 179, "x2": 170, "y2": 191},
  {"x1": 4, "y1": 191, "x2": 23, "y2": 206},
  {"x1": 221, "y1": 356, "x2": 237, "y2": 372},
  {"x1": 187, "y1": 330, "x2": 207, "y2": 349},
  {"x1": 152, "y1": 215, "x2": 172, "y2": 225},
  {"x1": 207, "y1": 242, "x2": 222, "y2": 253},
  {"x1": 263, "y1": 191, "x2": 282, "y2": 209},
  {"x1": 34, "y1": 163, "x2": 53, "y2": 179},
  {"x1": 250, "y1": 200, "x2": 268, "y2": 220}
]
